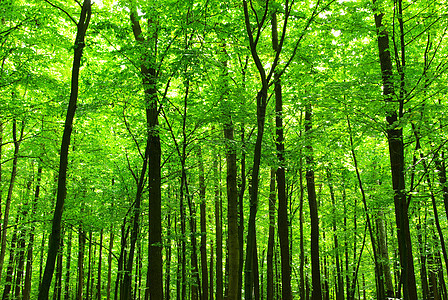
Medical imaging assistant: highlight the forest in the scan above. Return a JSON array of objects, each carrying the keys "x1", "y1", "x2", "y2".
[{"x1": 1, "y1": 0, "x2": 447, "y2": 299}]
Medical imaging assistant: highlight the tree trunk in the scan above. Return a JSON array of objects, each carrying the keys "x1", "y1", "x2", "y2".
[
  {"x1": 210, "y1": 240, "x2": 214, "y2": 300},
  {"x1": 38, "y1": 2, "x2": 91, "y2": 298},
  {"x1": 24, "y1": 165, "x2": 43, "y2": 300},
  {"x1": 2, "y1": 221, "x2": 18, "y2": 300},
  {"x1": 164, "y1": 209, "x2": 172, "y2": 300},
  {"x1": 86, "y1": 231, "x2": 92, "y2": 300},
  {"x1": 107, "y1": 225, "x2": 114, "y2": 300},
  {"x1": 266, "y1": 169, "x2": 275, "y2": 300},
  {"x1": 77, "y1": 226, "x2": 86, "y2": 300},
  {"x1": 417, "y1": 222, "x2": 429, "y2": 300},
  {"x1": 97, "y1": 229, "x2": 103, "y2": 300},
  {"x1": 0, "y1": 119, "x2": 23, "y2": 284},
  {"x1": 304, "y1": 103, "x2": 322, "y2": 300},
  {"x1": 224, "y1": 117, "x2": 239, "y2": 300},
  {"x1": 372, "y1": 2, "x2": 417, "y2": 298},
  {"x1": 215, "y1": 155, "x2": 223, "y2": 300},
  {"x1": 64, "y1": 229, "x2": 72, "y2": 300},
  {"x1": 376, "y1": 211, "x2": 394, "y2": 298},
  {"x1": 326, "y1": 169, "x2": 344, "y2": 300},
  {"x1": 238, "y1": 124, "x2": 245, "y2": 300},
  {"x1": 127, "y1": 6, "x2": 163, "y2": 299},
  {"x1": 271, "y1": 10, "x2": 292, "y2": 300},
  {"x1": 198, "y1": 147, "x2": 209, "y2": 300}
]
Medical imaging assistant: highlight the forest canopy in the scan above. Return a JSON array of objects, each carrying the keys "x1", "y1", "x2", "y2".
[{"x1": 0, "y1": 0, "x2": 448, "y2": 299}]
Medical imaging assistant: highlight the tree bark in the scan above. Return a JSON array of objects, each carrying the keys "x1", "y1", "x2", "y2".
[
  {"x1": 198, "y1": 147, "x2": 209, "y2": 300},
  {"x1": 97, "y1": 229, "x2": 103, "y2": 300},
  {"x1": 372, "y1": 2, "x2": 418, "y2": 298},
  {"x1": 224, "y1": 118, "x2": 239, "y2": 300},
  {"x1": 215, "y1": 156, "x2": 223, "y2": 300},
  {"x1": 128, "y1": 5, "x2": 163, "y2": 299},
  {"x1": 266, "y1": 169, "x2": 276, "y2": 300},
  {"x1": 24, "y1": 165, "x2": 43, "y2": 300},
  {"x1": 77, "y1": 226, "x2": 86, "y2": 300},
  {"x1": 38, "y1": 2, "x2": 91, "y2": 298},
  {"x1": 63, "y1": 229, "x2": 72, "y2": 300},
  {"x1": 271, "y1": 10, "x2": 292, "y2": 300},
  {"x1": 304, "y1": 103, "x2": 322, "y2": 300},
  {"x1": 0, "y1": 119, "x2": 23, "y2": 284},
  {"x1": 326, "y1": 169, "x2": 344, "y2": 300}
]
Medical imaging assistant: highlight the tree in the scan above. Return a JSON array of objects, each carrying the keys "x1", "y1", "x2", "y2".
[{"x1": 38, "y1": 1, "x2": 92, "y2": 298}]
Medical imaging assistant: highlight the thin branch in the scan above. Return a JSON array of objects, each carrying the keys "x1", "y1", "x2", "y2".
[{"x1": 43, "y1": 0, "x2": 77, "y2": 25}]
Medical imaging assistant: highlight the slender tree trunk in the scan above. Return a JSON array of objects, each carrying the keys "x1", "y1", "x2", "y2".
[
  {"x1": 241, "y1": 2, "x2": 269, "y2": 297},
  {"x1": 77, "y1": 226, "x2": 86, "y2": 300},
  {"x1": 86, "y1": 231, "x2": 92, "y2": 300},
  {"x1": 215, "y1": 156, "x2": 223, "y2": 300},
  {"x1": 63, "y1": 229, "x2": 72, "y2": 300},
  {"x1": 198, "y1": 147, "x2": 209, "y2": 300},
  {"x1": 0, "y1": 119, "x2": 23, "y2": 283},
  {"x1": 417, "y1": 221, "x2": 429, "y2": 300},
  {"x1": 424, "y1": 162, "x2": 448, "y2": 285},
  {"x1": 326, "y1": 169, "x2": 344, "y2": 300},
  {"x1": 107, "y1": 225, "x2": 114, "y2": 300},
  {"x1": 164, "y1": 209, "x2": 172, "y2": 300},
  {"x1": 224, "y1": 117, "x2": 239, "y2": 300},
  {"x1": 372, "y1": 2, "x2": 417, "y2": 298},
  {"x1": 38, "y1": 3, "x2": 91, "y2": 298},
  {"x1": 0, "y1": 121, "x2": 2, "y2": 253},
  {"x1": 54, "y1": 237, "x2": 63, "y2": 300},
  {"x1": 304, "y1": 103, "x2": 322, "y2": 300},
  {"x1": 266, "y1": 169, "x2": 276, "y2": 300},
  {"x1": 15, "y1": 216, "x2": 27, "y2": 300},
  {"x1": 24, "y1": 165, "x2": 43, "y2": 300},
  {"x1": 238, "y1": 124, "x2": 245, "y2": 300},
  {"x1": 2, "y1": 221, "x2": 18, "y2": 300},
  {"x1": 435, "y1": 154, "x2": 448, "y2": 222},
  {"x1": 97, "y1": 229, "x2": 103, "y2": 300},
  {"x1": 210, "y1": 240, "x2": 214, "y2": 300},
  {"x1": 271, "y1": 10, "x2": 292, "y2": 300},
  {"x1": 347, "y1": 117, "x2": 383, "y2": 299}
]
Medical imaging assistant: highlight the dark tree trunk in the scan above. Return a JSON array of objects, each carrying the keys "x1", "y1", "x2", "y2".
[
  {"x1": 417, "y1": 222, "x2": 429, "y2": 300},
  {"x1": 224, "y1": 117, "x2": 239, "y2": 300},
  {"x1": 77, "y1": 226, "x2": 86, "y2": 300},
  {"x1": 304, "y1": 103, "x2": 322, "y2": 300},
  {"x1": 266, "y1": 169, "x2": 275, "y2": 300},
  {"x1": 271, "y1": 10, "x2": 292, "y2": 300},
  {"x1": 326, "y1": 169, "x2": 344, "y2": 300},
  {"x1": 0, "y1": 119, "x2": 23, "y2": 283},
  {"x1": 107, "y1": 225, "x2": 114, "y2": 300},
  {"x1": 299, "y1": 170, "x2": 305, "y2": 300},
  {"x1": 86, "y1": 231, "x2": 92, "y2": 300},
  {"x1": 372, "y1": 2, "x2": 417, "y2": 298},
  {"x1": 53, "y1": 237, "x2": 63, "y2": 300},
  {"x1": 128, "y1": 6, "x2": 163, "y2": 299},
  {"x1": 348, "y1": 117, "x2": 384, "y2": 299},
  {"x1": 38, "y1": 2, "x2": 91, "y2": 298},
  {"x1": 164, "y1": 209, "x2": 172, "y2": 300},
  {"x1": 215, "y1": 156, "x2": 223, "y2": 300},
  {"x1": 97, "y1": 229, "x2": 103, "y2": 300},
  {"x1": 210, "y1": 240, "x2": 214, "y2": 300},
  {"x1": 64, "y1": 229, "x2": 72, "y2": 300},
  {"x1": 241, "y1": 2, "x2": 269, "y2": 297},
  {"x1": 238, "y1": 124, "x2": 245, "y2": 300},
  {"x1": 24, "y1": 165, "x2": 43, "y2": 300},
  {"x1": 198, "y1": 147, "x2": 209, "y2": 300},
  {"x1": 435, "y1": 154, "x2": 448, "y2": 222},
  {"x1": 2, "y1": 222, "x2": 18, "y2": 300}
]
